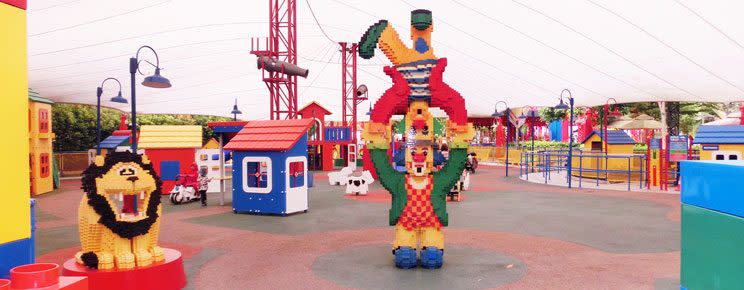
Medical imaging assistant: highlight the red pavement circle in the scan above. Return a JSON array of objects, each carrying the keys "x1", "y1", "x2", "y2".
[{"x1": 62, "y1": 248, "x2": 186, "y2": 290}]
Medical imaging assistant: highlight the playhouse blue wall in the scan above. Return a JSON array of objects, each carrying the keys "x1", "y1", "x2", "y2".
[{"x1": 232, "y1": 135, "x2": 308, "y2": 215}]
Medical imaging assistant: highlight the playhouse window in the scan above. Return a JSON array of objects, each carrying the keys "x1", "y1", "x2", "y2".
[
  {"x1": 730, "y1": 155, "x2": 738, "y2": 160},
  {"x1": 38, "y1": 109, "x2": 49, "y2": 133},
  {"x1": 39, "y1": 153, "x2": 50, "y2": 178},
  {"x1": 590, "y1": 141, "x2": 602, "y2": 151},
  {"x1": 289, "y1": 161, "x2": 304, "y2": 188},
  {"x1": 244, "y1": 159, "x2": 270, "y2": 191}
]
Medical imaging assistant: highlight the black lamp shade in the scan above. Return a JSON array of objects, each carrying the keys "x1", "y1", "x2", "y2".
[
  {"x1": 554, "y1": 99, "x2": 569, "y2": 110},
  {"x1": 142, "y1": 68, "x2": 171, "y2": 88},
  {"x1": 110, "y1": 92, "x2": 128, "y2": 104}
]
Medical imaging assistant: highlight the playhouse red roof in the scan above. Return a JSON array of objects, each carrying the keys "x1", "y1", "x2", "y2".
[
  {"x1": 298, "y1": 101, "x2": 332, "y2": 115},
  {"x1": 224, "y1": 119, "x2": 313, "y2": 151}
]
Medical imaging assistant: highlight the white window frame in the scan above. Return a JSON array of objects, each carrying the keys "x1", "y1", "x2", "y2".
[
  {"x1": 242, "y1": 156, "x2": 272, "y2": 194},
  {"x1": 712, "y1": 150, "x2": 741, "y2": 161}
]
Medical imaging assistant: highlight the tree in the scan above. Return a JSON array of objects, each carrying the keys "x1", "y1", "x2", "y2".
[{"x1": 52, "y1": 104, "x2": 232, "y2": 152}]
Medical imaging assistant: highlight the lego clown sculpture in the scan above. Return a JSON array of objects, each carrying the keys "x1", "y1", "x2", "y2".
[{"x1": 361, "y1": 9, "x2": 474, "y2": 269}]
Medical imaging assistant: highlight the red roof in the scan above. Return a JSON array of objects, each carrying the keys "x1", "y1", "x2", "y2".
[
  {"x1": 297, "y1": 102, "x2": 331, "y2": 116},
  {"x1": 207, "y1": 121, "x2": 249, "y2": 128},
  {"x1": 224, "y1": 119, "x2": 313, "y2": 151}
]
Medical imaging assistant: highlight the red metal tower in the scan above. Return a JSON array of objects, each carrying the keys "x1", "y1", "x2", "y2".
[
  {"x1": 251, "y1": 0, "x2": 298, "y2": 120},
  {"x1": 340, "y1": 42, "x2": 366, "y2": 142}
]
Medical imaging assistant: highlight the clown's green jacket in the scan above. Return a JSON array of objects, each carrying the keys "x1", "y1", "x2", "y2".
[{"x1": 369, "y1": 148, "x2": 468, "y2": 226}]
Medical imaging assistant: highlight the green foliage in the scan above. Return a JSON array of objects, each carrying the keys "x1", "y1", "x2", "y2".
[
  {"x1": 517, "y1": 140, "x2": 577, "y2": 150},
  {"x1": 52, "y1": 104, "x2": 232, "y2": 152},
  {"x1": 52, "y1": 104, "x2": 122, "y2": 152},
  {"x1": 538, "y1": 107, "x2": 567, "y2": 124}
]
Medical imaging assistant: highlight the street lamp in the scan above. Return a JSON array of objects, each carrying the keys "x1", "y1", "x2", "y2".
[
  {"x1": 96, "y1": 77, "x2": 125, "y2": 155},
  {"x1": 492, "y1": 101, "x2": 510, "y2": 177},
  {"x1": 555, "y1": 89, "x2": 574, "y2": 188},
  {"x1": 129, "y1": 46, "x2": 171, "y2": 152},
  {"x1": 230, "y1": 98, "x2": 242, "y2": 121}
]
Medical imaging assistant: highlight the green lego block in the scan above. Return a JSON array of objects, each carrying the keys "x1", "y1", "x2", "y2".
[{"x1": 681, "y1": 204, "x2": 744, "y2": 290}]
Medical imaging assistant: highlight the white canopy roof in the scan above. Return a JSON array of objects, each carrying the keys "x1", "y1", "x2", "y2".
[{"x1": 27, "y1": 0, "x2": 744, "y2": 120}]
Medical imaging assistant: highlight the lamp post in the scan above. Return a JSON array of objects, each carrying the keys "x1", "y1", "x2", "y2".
[
  {"x1": 602, "y1": 98, "x2": 622, "y2": 153},
  {"x1": 554, "y1": 89, "x2": 574, "y2": 188},
  {"x1": 129, "y1": 45, "x2": 171, "y2": 152},
  {"x1": 96, "y1": 78, "x2": 126, "y2": 155},
  {"x1": 492, "y1": 101, "x2": 510, "y2": 177},
  {"x1": 519, "y1": 106, "x2": 537, "y2": 173},
  {"x1": 519, "y1": 106, "x2": 538, "y2": 152},
  {"x1": 231, "y1": 98, "x2": 242, "y2": 121}
]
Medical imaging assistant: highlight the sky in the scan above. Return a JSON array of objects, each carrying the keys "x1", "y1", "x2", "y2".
[{"x1": 26, "y1": 0, "x2": 744, "y2": 120}]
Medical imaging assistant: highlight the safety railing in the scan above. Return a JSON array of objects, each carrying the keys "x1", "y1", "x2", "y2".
[{"x1": 519, "y1": 149, "x2": 648, "y2": 191}]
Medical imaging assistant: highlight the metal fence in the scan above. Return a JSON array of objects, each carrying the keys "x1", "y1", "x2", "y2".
[{"x1": 519, "y1": 149, "x2": 649, "y2": 191}]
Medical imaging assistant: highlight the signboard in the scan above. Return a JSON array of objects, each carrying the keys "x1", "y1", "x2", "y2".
[
  {"x1": 649, "y1": 138, "x2": 661, "y2": 150},
  {"x1": 702, "y1": 145, "x2": 719, "y2": 151},
  {"x1": 669, "y1": 135, "x2": 689, "y2": 161}
]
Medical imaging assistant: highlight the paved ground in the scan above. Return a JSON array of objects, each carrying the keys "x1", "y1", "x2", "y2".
[{"x1": 33, "y1": 165, "x2": 680, "y2": 289}]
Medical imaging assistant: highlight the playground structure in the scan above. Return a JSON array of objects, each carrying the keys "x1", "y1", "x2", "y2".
[
  {"x1": 692, "y1": 125, "x2": 744, "y2": 160},
  {"x1": 137, "y1": 125, "x2": 203, "y2": 193},
  {"x1": 226, "y1": 119, "x2": 312, "y2": 215},
  {"x1": 298, "y1": 102, "x2": 355, "y2": 171},
  {"x1": 361, "y1": 8, "x2": 474, "y2": 269},
  {"x1": 250, "y1": 0, "x2": 305, "y2": 120},
  {"x1": 28, "y1": 89, "x2": 55, "y2": 196}
]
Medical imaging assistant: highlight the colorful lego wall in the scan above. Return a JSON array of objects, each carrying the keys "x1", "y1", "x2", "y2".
[
  {"x1": 0, "y1": 0, "x2": 33, "y2": 277},
  {"x1": 28, "y1": 97, "x2": 54, "y2": 195}
]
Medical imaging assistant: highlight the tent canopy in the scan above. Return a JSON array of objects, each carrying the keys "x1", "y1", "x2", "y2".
[{"x1": 27, "y1": 0, "x2": 744, "y2": 120}]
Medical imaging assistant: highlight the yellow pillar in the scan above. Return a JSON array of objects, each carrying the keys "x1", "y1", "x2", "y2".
[{"x1": 0, "y1": 1, "x2": 31, "y2": 246}]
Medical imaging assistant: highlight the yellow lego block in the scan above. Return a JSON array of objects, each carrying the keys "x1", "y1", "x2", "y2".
[
  {"x1": 0, "y1": 3, "x2": 31, "y2": 244},
  {"x1": 363, "y1": 121, "x2": 392, "y2": 149}
]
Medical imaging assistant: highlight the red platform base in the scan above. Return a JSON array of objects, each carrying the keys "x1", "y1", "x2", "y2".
[{"x1": 62, "y1": 248, "x2": 186, "y2": 290}]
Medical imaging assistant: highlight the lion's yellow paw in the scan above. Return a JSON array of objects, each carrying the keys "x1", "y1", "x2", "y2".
[
  {"x1": 115, "y1": 252, "x2": 135, "y2": 269},
  {"x1": 135, "y1": 250, "x2": 153, "y2": 267},
  {"x1": 151, "y1": 246, "x2": 165, "y2": 262}
]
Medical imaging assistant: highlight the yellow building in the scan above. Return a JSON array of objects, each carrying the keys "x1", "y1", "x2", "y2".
[
  {"x1": 28, "y1": 89, "x2": 55, "y2": 195},
  {"x1": 693, "y1": 125, "x2": 744, "y2": 160},
  {"x1": 573, "y1": 130, "x2": 642, "y2": 182},
  {"x1": 1, "y1": 0, "x2": 33, "y2": 277}
]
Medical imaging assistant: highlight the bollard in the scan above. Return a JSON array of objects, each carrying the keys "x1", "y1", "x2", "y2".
[{"x1": 10, "y1": 263, "x2": 59, "y2": 289}]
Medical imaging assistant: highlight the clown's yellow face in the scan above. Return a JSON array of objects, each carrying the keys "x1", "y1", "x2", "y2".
[{"x1": 406, "y1": 145, "x2": 433, "y2": 177}]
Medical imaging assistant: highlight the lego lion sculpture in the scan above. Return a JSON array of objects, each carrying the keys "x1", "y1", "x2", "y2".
[{"x1": 76, "y1": 151, "x2": 164, "y2": 270}]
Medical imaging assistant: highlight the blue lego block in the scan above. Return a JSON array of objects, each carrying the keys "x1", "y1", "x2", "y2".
[
  {"x1": 160, "y1": 161, "x2": 180, "y2": 181},
  {"x1": 211, "y1": 154, "x2": 220, "y2": 160},
  {"x1": 394, "y1": 247, "x2": 417, "y2": 269},
  {"x1": 420, "y1": 247, "x2": 443, "y2": 269},
  {"x1": 1, "y1": 199, "x2": 36, "y2": 278},
  {"x1": 0, "y1": 238, "x2": 34, "y2": 279},
  {"x1": 680, "y1": 287, "x2": 687, "y2": 290},
  {"x1": 681, "y1": 160, "x2": 744, "y2": 217}
]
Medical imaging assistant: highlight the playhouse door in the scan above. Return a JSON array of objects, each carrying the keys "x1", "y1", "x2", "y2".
[
  {"x1": 347, "y1": 144, "x2": 357, "y2": 170},
  {"x1": 285, "y1": 156, "x2": 308, "y2": 213}
]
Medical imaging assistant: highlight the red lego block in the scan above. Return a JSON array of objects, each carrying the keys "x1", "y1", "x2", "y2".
[{"x1": 0, "y1": 0, "x2": 26, "y2": 9}]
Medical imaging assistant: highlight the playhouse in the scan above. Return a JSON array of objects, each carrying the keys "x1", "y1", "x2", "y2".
[
  {"x1": 692, "y1": 125, "x2": 744, "y2": 160},
  {"x1": 573, "y1": 130, "x2": 641, "y2": 182},
  {"x1": 28, "y1": 89, "x2": 55, "y2": 195},
  {"x1": 225, "y1": 119, "x2": 312, "y2": 215},
  {"x1": 138, "y1": 125, "x2": 202, "y2": 193},
  {"x1": 94, "y1": 114, "x2": 132, "y2": 157},
  {"x1": 1, "y1": 0, "x2": 34, "y2": 278},
  {"x1": 298, "y1": 101, "x2": 353, "y2": 171}
]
